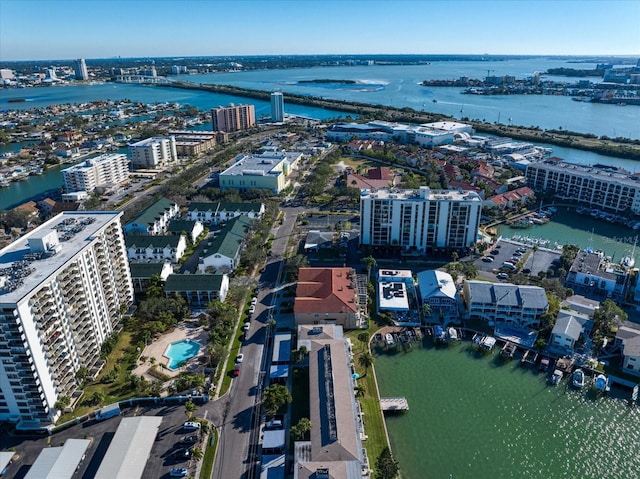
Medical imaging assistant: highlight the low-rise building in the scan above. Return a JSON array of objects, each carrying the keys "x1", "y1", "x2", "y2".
[
  {"x1": 128, "y1": 261, "x2": 173, "y2": 294},
  {"x1": 615, "y1": 325, "x2": 640, "y2": 377},
  {"x1": 187, "y1": 202, "x2": 265, "y2": 225},
  {"x1": 549, "y1": 310, "x2": 590, "y2": 354},
  {"x1": 294, "y1": 267, "x2": 364, "y2": 330},
  {"x1": 293, "y1": 325, "x2": 367, "y2": 479},
  {"x1": 123, "y1": 198, "x2": 180, "y2": 236},
  {"x1": 565, "y1": 250, "x2": 629, "y2": 302},
  {"x1": 164, "y1": 273, "x2": 229, "y2": 305},
  {"x1": 199, "y1": 216, "x2": 252, "y2": 273},
  {"x1": 168, "y1": 130, "x2": 217, "y2": 157},
  {"x1": 463, "y1": 280, "x2": 548, "y2": 329},
  {"x1": 417, "y1": 270, "x2": 460, "y2": 324},
  {"x1": 125, "y1": 234, "x2": 187, "y2": 263},
  {"x1": 219, "y1": 152, "x2": 301, "y2": 194},
  {"x1": 167, "y1": 219, "x2": 204, "y2": 244}
]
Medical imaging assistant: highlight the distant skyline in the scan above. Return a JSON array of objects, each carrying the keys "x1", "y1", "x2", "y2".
[{"x1": 1, "y1": 0, "x2": 639, "y2": 62}]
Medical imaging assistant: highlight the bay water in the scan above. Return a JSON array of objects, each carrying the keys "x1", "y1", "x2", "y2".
[{"x1": 375, "y1": 341, "x2": 640, "y2": 479}]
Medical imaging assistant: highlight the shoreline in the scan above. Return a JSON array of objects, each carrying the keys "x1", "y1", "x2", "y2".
[{"x1": 159, "y1": 80, "x2": 640, "y2": 161}]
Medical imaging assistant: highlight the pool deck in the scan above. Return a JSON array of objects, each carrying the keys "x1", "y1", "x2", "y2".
[{"x1": 134, "y1": 322, "x2": 209, "y2": 379}]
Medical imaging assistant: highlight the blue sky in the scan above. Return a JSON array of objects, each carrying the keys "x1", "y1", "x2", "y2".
[{"x1": 1, "y1": 0, "x2": 639, "y2": 61}]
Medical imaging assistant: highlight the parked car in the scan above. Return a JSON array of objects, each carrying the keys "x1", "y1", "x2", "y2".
[
  {"x1": 502, "y1": 262, "x2": 516, "y2": 270},
  {"x1": 183, "y1": 421, "x2": 201, "y2": 431},
  {"x1": 170, "y1": 468, "x2": 188, "y2": 477},
  {"x1": 265, "y1": 418, "x2": 283, "y2": 429},
  {"x1": 497, "y1": 272, "x2": 509, "y2": 280},
  {"x1": 179, "y1": 435, "x2": 199, "y2": 445},
  {"x1": 251, "y1": 297, "x2": 258, "y2": 305},
  {"x1": 235, "y1": 353, "x2": 244, "y2": 364},
  {"x1": 232, "y1": 365, "x2": 241, "y2": 377},
  {"x1": 174, "y1": 448, "x2": 191, "y2": 460},
  {"x1": 248, "y1": 305, "x2": 255, "y2": 314},
  {"x1": 482, "y1": 256, "x2": 494, "y2": 263},
  {"x1": 242, "y1": 324, "x2": 250, "y2": 332}
]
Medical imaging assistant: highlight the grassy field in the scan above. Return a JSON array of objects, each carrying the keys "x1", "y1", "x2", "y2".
[
  {"x1": 218, "y1": 321, "x2": 245, "y2": 396},
  {"x1": 199, "y1": 431, "x2": 217, "y2": 479},
  {"x1": 346, "y1": 324, "x2": 389, "y2": 470}
]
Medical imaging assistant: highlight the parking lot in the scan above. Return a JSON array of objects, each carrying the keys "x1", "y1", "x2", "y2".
[
  {"x1": 0, "y1": 403, "x2": 206, "y2": 479},
  {"x1": 476, "y1": 238, "x2": 562, "y2": 281}
]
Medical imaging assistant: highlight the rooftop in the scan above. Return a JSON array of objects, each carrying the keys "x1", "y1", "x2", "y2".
[
  {"x1": 417, "y1": 270, "x2": 457, "y2": 301},
  {"x1": 360, "y1": 186, "x2": 481, "y2": 202},
  {"x1": 295, "y1": 268, "x2": 358, "y2": 315},
  {"x1": 0, "y1": 211, "x2": 123, "y2": 304}
]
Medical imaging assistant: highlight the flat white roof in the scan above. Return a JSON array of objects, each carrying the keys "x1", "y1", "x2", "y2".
[
  {"x1": 0, "y1": 211, "x2": 123, "y2": 304},
  {"x1": 378, "y1": 281, "x2": 410, "y2": 311},
  {"x1": 94, "y1": 416, "x2": 163, "y2": 479},
  {"x1": 0, "y1": 452, "x2": 15, "y2": 474},
  {"x1": 24, "y1": 438, "x2": 90, "y2": 479}
]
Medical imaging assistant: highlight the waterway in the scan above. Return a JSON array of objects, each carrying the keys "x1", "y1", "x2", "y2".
[
  {"x1": 497, "y1": 208, "x2": 640, "y2": 263},
  {"x1": 375, "y1": 340, "x2": 640, "y2": 479},
  {"x1": 1, "y1": 59, "x2": 639, "y2": 139}
]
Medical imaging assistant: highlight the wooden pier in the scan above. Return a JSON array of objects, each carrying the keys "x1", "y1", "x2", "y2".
[
  {"x1": 380, "y1": 397, "x2": 409, "y2": 412},
  {"x1": 521, "y1": 349, "x2": 538, "y2": 367}
]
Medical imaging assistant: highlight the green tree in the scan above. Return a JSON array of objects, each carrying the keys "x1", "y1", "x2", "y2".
[
  {"x1": 290, "y1": 417, "x2": 312, "y2": 440},
  {"x1": 358, "y1": 351, "x2": 374, "y2": 377},
  {"x1": 185, "y1": 399, "x2": 197, "y2": 418},
  {"x1": 262, "y1": 384, "x2": 292, "y2": 415},
  {"x1": 191, "y1": 446, "x2": 204, "y2": 461},
  {"x1": 357, "y1": 332, "x2": 370, "y2": 351},
  {"x1": 593, "y1": 298, "x2": 627, "y2": 339},
  {"x1": 374, "y1": 447, "x2": 399, "y2": 479},
  {"x1": 54, "y1": 395, "x2": 71, "y2": 411},
  {"x1": 291, "y1": 345, "x2": 308, "y2": 364},
  {"x1": 354, "y1": 384, "x2": 366, "y2": 397},
  {"x1": 363, "y1": 255, "x2": 377, "y2": 280}
]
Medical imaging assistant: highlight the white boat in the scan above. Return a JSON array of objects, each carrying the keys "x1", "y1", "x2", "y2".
[
  {"x1": 447, "y1": 327, "x2": 459, "y2": 341},
  {"x1": 385, "y1": 333, "x2": 395, "y2": 346},
  {"x1": 572, "y1": 369, "x2": 585, "y2": 389},
  {"x1": 594, "y1": 373, "x2": 610, "y2": 392},
  {"x1": 549, "y1": 369, "x2": 563, "y2": 385}
]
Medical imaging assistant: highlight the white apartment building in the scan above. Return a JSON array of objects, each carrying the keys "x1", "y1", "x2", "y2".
[
  {"x1": 128, "y1": 137, "x2": 178, "y2": 169},
  {"x1": 526, "y1": 160, "x2": 640, "y2": 214},
  {"x1": 360, "y1": 187, "x2": 482, "y2": 251},
  {"x1": 271, "y1": 92, "x2": 284, "y2": 122},
  {"x1": 62, "y1": 153, "x2": 129, "y2": 194},
  {"x1": 0, "y1": 212, "x2": 134, "y2": 425}
]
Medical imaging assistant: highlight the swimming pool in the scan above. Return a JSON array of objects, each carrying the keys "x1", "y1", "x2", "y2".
[{"x1": 164, "y1": 339, "x2": 202, "y2": 370}]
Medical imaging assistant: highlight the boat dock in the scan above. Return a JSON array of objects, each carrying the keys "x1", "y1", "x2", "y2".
[
  {"x1": 501, "y1": 342, "x2": 517, "y2": 359},
  {"x1": 380, "y1": 397, "x2": 409, "y2": 412},
  {"x1": 521, "y1": 350, "x2": 538, "y2": 366}
]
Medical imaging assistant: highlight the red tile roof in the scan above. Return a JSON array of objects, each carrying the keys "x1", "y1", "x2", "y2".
[{"x1": 295, "y1": 267, "x2": 358, "y2": 314}]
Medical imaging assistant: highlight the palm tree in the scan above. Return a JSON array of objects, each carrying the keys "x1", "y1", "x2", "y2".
[
  {"x1": 422, "y1": 303, "x2": 432, "y2": 324},
  {"x1": 363, "y1": 256, "x2": 377, "y2": 281},
  {"x1": 358, "y1": 351, "x2": 374, "y2": 377},
  {"x1": 354, "y1": 384, "x2": 366, "y2": 397},
  {"x1": 357, "y1": 332, "x2": 370, "y2": 352},
  {"x1": 530, "y1": 244, "x2": 539, "y2": 273}
]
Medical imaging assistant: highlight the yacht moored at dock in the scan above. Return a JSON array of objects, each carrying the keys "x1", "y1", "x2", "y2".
[{"x1": 572, "y1": 369, "x2": 585, "y2": 389}]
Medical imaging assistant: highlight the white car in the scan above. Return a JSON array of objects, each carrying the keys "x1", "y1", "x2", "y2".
[
  {"x1": 251, "y1": 297, "x2": 258, "y2": 305},
  {"x1": 248, "y1": 305, "x2": 256, "y2": 314},
  {"x1": 235, "y1": 353, "x2": 244, "y2": 364},
  {"x1": 183, "y1": 421, "x2": 201, "y2": 431}
]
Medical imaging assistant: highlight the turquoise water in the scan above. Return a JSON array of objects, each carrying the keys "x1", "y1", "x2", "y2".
[
  {"x1": 375, "y1": 342, "x2": 640, "y2": 479},
  {"x1": 497, "y1": 207, "x2": 640, "y2": 264},
  {"x1": 164, "y1": 339, "x2": 201, "y2": 370}
]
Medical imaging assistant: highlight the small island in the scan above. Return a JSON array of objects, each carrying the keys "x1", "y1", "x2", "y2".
[{"x1": 298, "y1": 79, "x2": 357, "y2": 84}]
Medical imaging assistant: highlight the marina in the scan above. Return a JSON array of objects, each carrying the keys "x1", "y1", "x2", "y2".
[{"x1": 375, "y1": 338, "x2": 640, "y2": 479}]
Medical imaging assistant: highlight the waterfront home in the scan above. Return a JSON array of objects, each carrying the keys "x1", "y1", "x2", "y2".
[
  {"x1": 565, "y1": 250, "x2": 630, "y2": 302},
  {"x1": 294, "y1": 267, "x2": 365, "y2": 330},
  {"x1": 549, "y1": 310, "x2": 590, "y2": 355},
  {"x1": 198, "y1": 216, "x2": 251, "y2": 273},
  {"x1": 417, "y1": 269, "x2": 460, "y2": 324},
  {"x1": 123, "y1": 197, "x2": 180, "y2": 236},
  {"x1": 614, "y1": 324, "x2": 640, "y2": 377},
  {"x1": 463, "y1": 280, "x2": 548, "y2": 329},
  {"x1": 561, "y1": 295, "x2": 600, "y2": 317},
  {"x1": 164, "y1": 273, "x2": 229, "y2": 306},
  {"x1": 377, "y1": 269, "x2": 418, "y2": 323},
  {"x1": 125, "y1": 234, "x2": 186, "y2": 264}
]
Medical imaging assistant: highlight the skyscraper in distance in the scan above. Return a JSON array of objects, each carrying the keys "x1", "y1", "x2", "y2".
[
  {"x1": 74, "y1": 58, "x2": 88, "y2": 81},
  {"x1": 271, "y1": 92, "x2": 284, "y2": 122}
]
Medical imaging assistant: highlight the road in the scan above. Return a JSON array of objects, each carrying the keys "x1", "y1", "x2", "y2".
[{"x1": 209, "y1": 207, "x2": 301, "y2": 479}]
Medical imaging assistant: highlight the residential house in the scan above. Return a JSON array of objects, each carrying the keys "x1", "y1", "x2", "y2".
[
  {"x1": 417, "y1": 270, "x2": 460, "y2": 324},
  {"x1": 129, "y1": 261, "x2": 173, "y2": 294},
  {"x1": 123, "y1": 198, "x2": 180, "y2": 235},
  {"x1": 565, "y1": 250, "x2": 629, "y2": 302},
  {"x1": 463, "y1": 280, "x2": 548, "y2": 329},
  {"x1": 615, "y1": 325, "x2": 640, "y2": 377},
  {"x1": 167, "y1": 219, "x2": 204, "y2": 244},
  {"x1": 199, "y1": 216, "x2": 252, "y2": 273},
  {"x1": 187, "y1": 202, "x2": 265, "y2": 225},
  {"x1": 125, "y1": 235, "x2": 186, "y2": 263},
  {"x1": 303, "y1": 230, "x2": 335, "y2": 253},
  {"x1": 294, "y1": 267, "x2": 364, "y2": 330},
  {"x1": 549, "y1": 310, "x2": 590, "y2": 354}
]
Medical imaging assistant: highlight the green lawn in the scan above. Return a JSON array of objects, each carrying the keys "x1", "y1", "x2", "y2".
[
  {"x1": 346, "y1": 325, "x2": 390, "y2": 470},
  {"x1": 199, "y1": 431, "x2": 217, "y2": 479},
  {"x1": 58, "y1": 330, "x2": 138, "y2": 423},
  {"x1": 218, "y1": 324, "x2": 245, "y2": 396}
]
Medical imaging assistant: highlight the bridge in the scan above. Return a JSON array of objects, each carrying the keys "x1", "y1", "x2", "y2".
[{"x1": 114, "y1": 75, "x2": 177, "y2": 85}]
